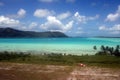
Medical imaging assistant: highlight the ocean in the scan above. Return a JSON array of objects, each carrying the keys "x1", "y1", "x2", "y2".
[{"x1": 0, "y1": 38, "x2": 120, "y2": 55}]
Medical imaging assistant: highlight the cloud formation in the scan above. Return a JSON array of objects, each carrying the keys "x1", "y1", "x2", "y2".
[
  {"x1": 29, "y1": 22, "x2": 38, "y2": 29},
  {"x1": 34, "y1": 9, "x2": 54, "y2": 18},
  {"x1": 17, "y1": 8, "x2": 26, "y2": 18},
  {"x1": 7, "y1": 8, "x2": 26, "y2": 19},
  {"x1": 57, "y1": 11, "x2": 71, "y2": 20},
  {"x1": 74, "y1": 12, "x2": 99, "y2": 23},
  {"x1": 0, "y1": 16, "x2": 20, "y2": 27},
  {"x1": 40, "y1": 16, "x2": 73, "y2": 32},
  {"x1": 106, "y1": 5, "x2": 120, "y2": 21},
  {"x1": 99, "y1": 24, "x2": 120, "y2": 34}
]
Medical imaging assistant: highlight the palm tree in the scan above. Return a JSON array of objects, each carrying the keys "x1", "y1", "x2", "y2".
[{"x1": 93, "y1": 46, "x2": 97, "y2": 50}]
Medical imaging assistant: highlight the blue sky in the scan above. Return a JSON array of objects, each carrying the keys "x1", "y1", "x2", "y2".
[{"x1": 0, "y1": 0, "x2": 120, "y2": 37}]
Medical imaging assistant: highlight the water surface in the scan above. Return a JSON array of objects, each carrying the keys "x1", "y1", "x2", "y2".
[{"x1": 0, "y1": 38, "x2": 120, "y2": 55}]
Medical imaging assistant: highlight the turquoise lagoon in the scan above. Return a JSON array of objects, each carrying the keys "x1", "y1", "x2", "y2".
[{"x1": 0, "y1": 38, "x2": 120, "y2": 55}]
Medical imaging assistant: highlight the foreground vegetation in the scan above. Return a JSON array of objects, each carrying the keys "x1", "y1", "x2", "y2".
[
  {"x1": 0, "y1": 45, "x2": 120, "y2": 80},
  {"x1": 0, "y1": 51, "x2": 120, "y2": 68},
  {"x1": 94, "y1": 45, "x2": 120, "y2": 56}
]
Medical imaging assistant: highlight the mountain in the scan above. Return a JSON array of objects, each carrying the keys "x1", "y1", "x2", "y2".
[{"x1": 0, "y1": 28, "x2": 68, "y2": 38}]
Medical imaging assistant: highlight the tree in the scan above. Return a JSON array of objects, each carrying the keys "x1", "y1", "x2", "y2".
[
  {"x1": 101, "y1": 45, "x2": 106, "y2": 53},
  {"x1": 96, "y1": 45, "x2": 120, "y2": 57},
  {"x1": 113, "y1": 45, "x2": 120, "y2": 57},
  {"x1": 93, "y1": 46, "x2": 97, "y2": 50}
]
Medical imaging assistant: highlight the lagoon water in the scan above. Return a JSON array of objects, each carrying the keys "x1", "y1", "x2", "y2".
[{"x1": 0, "y1": 38, "x2": 120, "y2": 55}]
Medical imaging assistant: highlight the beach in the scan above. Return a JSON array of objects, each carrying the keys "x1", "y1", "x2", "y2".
[{"x1": 0, "y1": 62, "x2": 120, "y2": 80}]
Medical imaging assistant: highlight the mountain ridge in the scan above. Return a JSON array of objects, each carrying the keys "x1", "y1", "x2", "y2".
[{"x1": 0, "y1": 27, "x2": 68, "y2": 38}]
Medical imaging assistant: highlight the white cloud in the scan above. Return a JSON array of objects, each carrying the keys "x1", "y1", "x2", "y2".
[
  {"x1": 74, "y1": 12, "x2": 86, "y2": 23},
  {"x1": 89, "y1": 15, "x2": 99, "y2": 20},
  {"x1": 0, "y1": 16, "x2": 20, "y2": 27},
  {"x1": 38, "y1": 0, "x2": 57, "y2": 3},
  {"x1": 17, "y1": 8, "x2": 26, "y2": 18},
  {"x1": 106, "y1": 5, "x2": 120, "y2": 21},
  {"x1": 109, "y1": 24, "x2": 120, "y2": 31},
  {"x1": 34, "y1": 9, "x2": 54, "y2": 18},
  {"x1": 74, "y1": 12, "x2": 99, "y2": 23},
  {"x1": 29, "y1": 22, "x2": 38, "y2": 29},
  {"x1": 64, "y1": 20, "x2": 74, "y2": 31},
  {"x1": 19, "y1": 22, "x2": 38, "y2": 31},
  {"x1": 99, "y1": 24, "x2": 120, "y2": 31},
  {"x1": 40, "y1": 16, "x2": 73, "y2": 32},
  {"x1": 7, "y1": 8, "x2": 26, "y2": 18},
  {"x1": 99, "y1": 24, "x2": 120, "y2": 34},
  {"x1": 99, "y1": 26, "x2": 106, "y2": 30},
  {"x1": 57, "y1": 11, "x2": 71, "y2": 20},
  {"x1": 0, "y1": 2, "x2": 4, "y2": 6}
]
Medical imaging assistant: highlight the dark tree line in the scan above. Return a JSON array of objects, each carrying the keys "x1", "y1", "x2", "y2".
[
  {"x1": 93, "y1": 45, "x2": 120, "y2": 57},
  {"x1": 0, "y1": 51, "x2": 31, "y2": 61}
]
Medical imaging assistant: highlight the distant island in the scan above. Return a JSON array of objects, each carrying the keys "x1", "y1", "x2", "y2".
[
  {"x1": 0, "y1": 27, "x2": 68, "y2": 38},
  {"x1": 94, "y1": 36, "x2": 120, "y2": 38}
]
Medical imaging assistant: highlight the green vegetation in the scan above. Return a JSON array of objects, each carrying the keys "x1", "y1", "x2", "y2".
[
  {"x1": 94, "y1": 45, "x2": 120, "y2": 57},
  {"x1": 0, "y1": 51, "x2": 31, "y2": 61},
  {"x1": 0, "y1": 51, "x2": 120, "y2": 68}
]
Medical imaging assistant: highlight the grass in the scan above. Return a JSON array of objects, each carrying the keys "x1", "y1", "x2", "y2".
[
  {"x1": 0, "y1": 52, "x2": 120, "y2": 80},
  {"x1": 0, "y1": 51, "x2": 120, "y2": 68}
]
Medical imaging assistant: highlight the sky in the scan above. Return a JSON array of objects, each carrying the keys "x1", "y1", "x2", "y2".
[{"x1": 0, "y1": 0, "x2": 120, "y2": 37}]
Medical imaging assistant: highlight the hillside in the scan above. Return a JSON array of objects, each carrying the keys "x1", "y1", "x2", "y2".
[{"x1": 0, "y1": 28, "x2": 68, "y2": 38}]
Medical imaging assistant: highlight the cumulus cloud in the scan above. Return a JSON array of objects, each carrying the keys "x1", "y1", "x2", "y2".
[
  {"x1": 34, "y1": 9, "x2": 54, "y2": 18},
  {"x1": 99, "y1": 24, "x2": 120, "y2": 34},
  {"x1": 57, "y1": 11, "x2": 71, "y2": 20},
  {"x1": 0, "y1": 16, "x2": 20, "y2": 27},
  {"x1": 106, "y1": 5, "x2": 120, "y2": 21},
  {"x1": 110, "y1": 24, "x2": 120, "y2": 31},
  {"x1": 99, "y1": 26, "x2": 106, "y2": 30},
  {"x1": 17, "y1": 8, "x2": 26, "y2": 18},
  {"x1": 7, "y1": 8, "x2": 26, "y2": 18},
  {"x1": 99, "y1": 24, "x2": 120, "y2": 31},
  {"x1": 40, "y1": 16, "x2": 74, "y2": 32},
  {"x1": 74, "y1": 12, "x2": 99, "y2": 23}
]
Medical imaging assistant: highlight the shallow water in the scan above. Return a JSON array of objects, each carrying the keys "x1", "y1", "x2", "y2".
[{"x1": 0, "y1": 38, "x2": 120, "y2": 55}]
